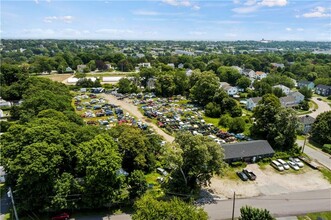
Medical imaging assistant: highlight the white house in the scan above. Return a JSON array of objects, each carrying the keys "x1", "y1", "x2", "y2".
[
  {"x1": 0, "y1": 98, "x2": 11, "y2": 108},
  {"x1": 246, "y1": 97, "x2": 262, "y2": 110},
  {"x1": 220, "y1": 82, "x2": 238, "y2": 96},
  {"x1": 273, "y1": 84, "x2": 290, "y2": 95},
  {"x1": 243, "y1": 69, "x2": 256, "y2": 79},
  {"x1": 255, "y1": 71, "x2": 268, "y2": 80}
]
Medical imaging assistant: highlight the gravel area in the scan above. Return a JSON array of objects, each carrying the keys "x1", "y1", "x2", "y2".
[{"x1": 208, "y1": 164, "x2": 331, "y2": 198}]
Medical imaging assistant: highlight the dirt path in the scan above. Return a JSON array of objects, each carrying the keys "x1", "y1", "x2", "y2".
[{"x1": 100, "y1": 94, "x2": 175, "y2": 143}]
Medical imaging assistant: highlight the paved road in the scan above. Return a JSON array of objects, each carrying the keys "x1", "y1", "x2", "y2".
[
  {"x1": 100, "y1": 94, "x2": 175, "y2": 143},
  {"x1": 308, "y1": 97, "x2": 331, "y2": 118},
  {"x1": 297, "y1": 139, "x2": 331, "y2": 170},
  {"x1": 203, "y1": 189, "x2": 331, "y2": 220}
]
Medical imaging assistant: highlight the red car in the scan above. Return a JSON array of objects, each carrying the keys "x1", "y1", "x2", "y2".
[{"x1": 51, "y1": 213, "x2": 69, "y2": 220}]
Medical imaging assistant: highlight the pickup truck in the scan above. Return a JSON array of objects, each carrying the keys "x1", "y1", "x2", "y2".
[{"x1": 243, "y1": 169, "x2": 256, "y2": 181}]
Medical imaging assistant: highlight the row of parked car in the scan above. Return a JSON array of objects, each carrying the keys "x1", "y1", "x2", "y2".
[{"x1": 271, "y1": 158, "x2": 304, "y2": 171}]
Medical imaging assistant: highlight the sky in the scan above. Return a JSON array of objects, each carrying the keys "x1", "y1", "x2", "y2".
[{"x1": 1, "y1": 0, "x2": 331, "y2": 41}]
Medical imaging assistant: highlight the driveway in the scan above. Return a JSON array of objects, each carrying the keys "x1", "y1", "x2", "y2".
[
  {"x1": 100, "y1": 94, "x2": 175, "y2": 143},
  {"x1": 308, "y1": 97, "x2": 331, "y2": 118},
  {"x1": 297, "y1": 139, "x2": 331, "y2": 170}
]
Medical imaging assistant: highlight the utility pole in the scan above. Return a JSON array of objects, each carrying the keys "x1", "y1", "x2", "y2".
[
  {"x1": 302, "y1": 134, "x2": 309, "y2": 153},
  {"x1": 8, "y1": 187, "x2": 19, "y2": 220},
  {"x1": 232, "y1": 191, "x2": 236, "y2": 220}
]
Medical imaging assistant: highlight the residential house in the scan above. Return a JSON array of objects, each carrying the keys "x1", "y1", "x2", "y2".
[
  {"x1": 138, "y1": 63, "x2": 151, "y2": 68},
  {"x1": 255, "y1": 71, "x2": 268, "y2": 80},
  {"x1": 298, "y1": 80, "x2": 315, "y2": 90},
  {"x1": 271, "y1": 63, "x2": 285, "y2": 69},
  {"x1": 280, "y1": 96, "x2": 297, "y2": 108},
  {"x1": 273, "y1": 84, "x2": 290, "y2": 95},
  {"x1": 231, "y1": 66, "x2": 243, "y2": 74},
  {"x1": 77, "y1": 65, "x2": 87, "y2": 73},
  {"x1": 315, "y1": 84, "x2": 331, "y2": 96},
  {"x1": 167, "y1": 63, "x2": 175, "y2": 68},
  {"x1": 246, "y1": 97, "x2": 262, "y2": 110},
  {"x1": 178, "y1": 63, "x2": 184, "y2": 69},
  {"x1": 298, "y1": 115, "x2": 316, "y2": 134},
  {"x1": 289, "y1": 91, "x2": 305, "y2": 104},
  {"x1": 220, "y1": 82, "x2": 238, "y2": 96},
  {"x1": 186, "y1": 69, "x2": 193, "y2": 77},
  {"x1": 243, "y1": 69, "x2": 256, "y2": 78},
  {"x1": 0, "y1": 98, "x2": 11, "y2": 108},
  {"x1": 222, "y1": 140, "x2": 275, "y2": 163}
]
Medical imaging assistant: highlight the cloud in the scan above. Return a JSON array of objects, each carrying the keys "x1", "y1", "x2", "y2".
[
  {"x1": 43, "y1": 16, "x2": 73, "y2": 23},
  {"x1": 133, "y1": 10, "x2": 159, "y2": 16},
  {"x1": 244, "y1": 0, "x2": 257, "y2": 6},
  {"x1": 233, "y1": 0, "x2": 241, "y2": 4},
  {"x1": 302, "y1": 6, "x2": 330, "y2": 18},
  {"x1": 232, "y1": 5, "x2": 260, "y2": 13},
  {"x1": 34, "y1": 0, "x2": 39, "y2": 4},
  {"x1": 162, "y1": 0, "x2": 200, "y2": 10},
  {"x1": 258, "y1": 0, "x2": 287, "y2": 7},
  {"x1": 285, "y1": 27, "x2": 292, "y2": 31}
]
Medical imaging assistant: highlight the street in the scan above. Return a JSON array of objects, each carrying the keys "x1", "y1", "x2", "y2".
[
  {"x1": 203, "y1": 189, "x2": 331, "y2": 220},
  {"x1": 308, "y1": 97, "x2": 331, "y2": 118}
]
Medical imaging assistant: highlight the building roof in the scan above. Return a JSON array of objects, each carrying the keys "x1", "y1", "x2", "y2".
[
  {"x1": 280, "y1": 96, "x2": 296, "y2": 103},
  {"x1": 299, "y1": 115, "x2": 316, "y2": 125},
  {"x1": 222, "y1": 140, "x2": 275, "y2": 160},
  {"x1": 255, "y1": 71, "x2": 265, "y2": 75},
  {"x1": 316, "y1": 84, "x2": 331, "y2": 90},
  {"x1": 289, "y1": 91, "x2": 304, "y2": 98},
  {"x1": 298, "y1": 80, "x2": 313, "y2": 85},
  {"x1": 249, "y1": 97, "x2": 262, "y2": 104}
]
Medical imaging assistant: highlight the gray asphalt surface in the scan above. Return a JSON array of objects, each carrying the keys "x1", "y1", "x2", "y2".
[
  {"x1": 308, "y1": 97, "x2": 331, "y2": 118},
  {"x1": 203, "y1": 189, "x2": 331, "y2": 220}
]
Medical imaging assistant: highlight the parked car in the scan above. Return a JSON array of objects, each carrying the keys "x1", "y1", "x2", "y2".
[
  {"x1": 242, "y1": 169, "x2": 256, "y2": 180},
  {"x1": 288, "y1": 161, "x2": 300, "y2": 171},
  {"x1": 271, "y1": 160, "x2": 284, "y2": 171},
  {"x1": 277, "y1": 159, "x2": 290, "y2": 170},
  {"x1": 289, "y1": 157, "x2": 304, "y2": 168},
  {"x1": 236, "y1": 171, "x2": 248, "y2": 181},
  {"x1": 51, "y1": 213, "x2": 69, "y2": 220}
]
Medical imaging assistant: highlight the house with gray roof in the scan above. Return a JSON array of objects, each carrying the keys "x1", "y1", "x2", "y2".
[
  {"x1": 298, "y1": 80, "x2": 314, "y2": 90},
  {"x1": 246, "y1": 97, "x2": 262, "y2": 110},
  {"x1": 298, "y1": 115, "x2": 316, "y2": 134},
  {"x1": 222, "y1": 140, "x2": 275, "y2": 163},
  {"x1": 315, "y1": 84, "x2": 331, "y2": 96}
]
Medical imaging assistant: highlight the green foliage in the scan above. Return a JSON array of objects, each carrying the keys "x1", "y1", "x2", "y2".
[
  {"x1": 167, "y1": 132, "x2": 225, "y2": 193},
  {"x1": 118, "y1": 78, "x2": 138, "y2": 94},
  {"x1": 217, "y1": 66, "x2": 242, "y2": 85},
  {"x1": 0, "y1": 121, "x2": 11, "y2": 132},
  {"x1": 190, "y1": 71, "x2": 220, "y2": 105},
  {"x1": 205, "y1": 102, "x2": 221, "y2": 118},
  {"x1": 132, "y1": 195, "x2": 208, "y2": 220},
  {"x1": 311, "y1": 111, "x2": 331, "y2": 145},
  {"x1": 76, "y1": 78, "x2": 102, "y2": 88},
  {"x1": 239, "y1": 206, "x2": 275, "y2": 220},
  {"x1": 322, "y1": 144, "x2": 331, "y2": 154},
  {"x1": 219, "y1": 114, "x2": 233, "y2": 128},
  {"x1": 128, "y1": 170, "x2": 148, "y2": 200},
  {"x1": 298, "y1": 100, "x2": 310, "y2": 111},
  {"x1": 299, "y1": 86, "x2": 313, "y2": 99},
  {"x1": 229, "y1": 117, "x2": 246, "y2": 133},
  {"x1": 236, "y1": 77, "x2": 251, "y2": 90},
  {"x1": 272, "y1": 87, "x2": 285, "y2": 98},
  {"x1": 155, "y1": 74, "x2": 176, "y2": 97},
  {"x1": 251, "y1": 94, "x2": 299, "y2": 150}
]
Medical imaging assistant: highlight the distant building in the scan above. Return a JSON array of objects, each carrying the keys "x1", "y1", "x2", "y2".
[
  {"x1": 243, "y1": 69, "x2": 256, "y2": 79},
  {"x1": 280, "y1": 96, "x2": 297, "y2": 108},
  {"x1": 298, "y1": 115, "x2": 316, "y2": 134},
  {"x1": 273, "y1": 84, "x2": 290, "y2": 95},
  {"x1": 315, "y1": 84, "x2": 331, "y2": 96},
  {"x1": 255, "y1": 71, "x2": 267, "y2": 80},
  {"x1": 298, "y1": 80, "x2": 315, "y2": 90},
  {"x1": 138, "y1": 63, "x2": 151, "y2": 68},
  {"x1": 246, "y1": 97, "x2": 262, "y2": 110},
  {"x1": 65, "y1": 67, "x2": 73, "y2": 72},
  {"x1": 220, "y1": 82, "x2": 238, "y2": 96},
  {"x1": 271, "y1": 63, "x2": 285, "y2": 69},
  {"x1": 77, "y1": 64, "x2": 87, "y2": 73}
]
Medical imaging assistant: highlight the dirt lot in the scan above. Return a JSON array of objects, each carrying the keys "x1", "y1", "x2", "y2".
[
  {"x1": 208, "y1": 164, "x2": 331, "y2": 199},
  {"x1": 39, "y1": 74, "x2": 72, "y2": 83}
]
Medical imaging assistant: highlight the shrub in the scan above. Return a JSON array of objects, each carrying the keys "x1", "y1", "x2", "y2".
[{"x1": 219, "y1": 114, "x2": 233, "y2": 127}]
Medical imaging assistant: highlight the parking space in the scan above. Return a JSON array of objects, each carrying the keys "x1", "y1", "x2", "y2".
[{"x1": 208, "y1": 164, "x2": 331, "y2": 199}]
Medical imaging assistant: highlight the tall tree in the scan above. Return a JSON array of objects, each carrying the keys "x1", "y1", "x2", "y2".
[
  {"x1": 311, "y1": 111, "x2": 331, "y2": 145},
  {"x1": 239, "y1": 206, "x2": 275, "y2": 220}
]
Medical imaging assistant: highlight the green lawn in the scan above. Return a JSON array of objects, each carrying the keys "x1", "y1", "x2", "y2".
[
  {"x1": 203, "y1": 116, "x2": 221, "y2": 128},
  {"x1": 297, "y1": 211, "x2": 331, "y2": 220}
]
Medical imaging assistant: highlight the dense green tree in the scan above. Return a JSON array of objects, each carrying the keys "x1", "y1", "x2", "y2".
[
  {"x1": 155, "y1": 74, "x2": 176, "y2": 97},
  {"x1": 127, "y1": 170, "x2": 148, "y2": 200},
  {"x1": 251, "y1": 94, "x2": 299, "y2": 150},
  {"x1": 299, "y1": 86, "x2": 313, "y2": 99},
  {"x1": 236, "y1": 77, "x2": 251, "y2": 90},
  {"x1": 229, "y1": 117, "x2": 246, "y2": 133},
  {"x1": 132, "y1": 195, "x2": 208, "y2": 220},
  {"x1": 272, "y1": 87, "x2": 285, "y2": 98},
  {"x1": 205, "y1": 102, "x2": 221, "y2": 118},
  {"x1": 118, "y1": 78, "x2": 133, "y2": 94},
  {"x1": 219, "y1": 114, "x2": 233, "y2": 128},
  {"x1": 217, "y1": 66, "x2": 241, "y2": 85},
  {"x1": 239, "y1": 206, "x2": 275, "y2": 220},
  {"x1": 311, "y1": 111, "x2": 331, "y2": 145},
  {"x1": 167, "y1": 132, "x2": 225, "y2": 193},
  {"x1": 190, "y1": 71, "x2": 220, "y2": 105}
]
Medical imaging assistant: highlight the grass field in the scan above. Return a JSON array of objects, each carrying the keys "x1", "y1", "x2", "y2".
[
  {"x1": 39, "y1": 74, "x2": 72, "y2": 82},
  {"x1": 297, "y1": 211, "x2": 331, "y2": 220}
]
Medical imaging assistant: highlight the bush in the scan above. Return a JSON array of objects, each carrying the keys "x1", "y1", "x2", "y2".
[
  {"x1": 229, "y1": 117, "x2": 246, "y2": 133},
  {"x1": 219, "y1": 114, "x2": 233, "y2": 127},
  {"x1": 231, "y1": 161, "x2": 247, "y2": 168},
  {"x1": 272, "y1": 151, "x2": 290, "y2": 160},
  {"x1": 322, "y1": 144, "x2": 331, "y2": 154},
  {"x1": 328, "y1": 96, "x2": 331, "y2": 100}
]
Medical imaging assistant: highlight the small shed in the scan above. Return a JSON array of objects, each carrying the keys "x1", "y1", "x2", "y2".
[{"x1": 222, "y1": 140, "x2": 275, "y2": 163}]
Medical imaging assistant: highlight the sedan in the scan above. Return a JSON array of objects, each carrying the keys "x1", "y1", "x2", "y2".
[
  {"x1": 289, "y1": 157, "x2": 304, "y2": 168},
  {"x1": 236, "y1": 171, "x2": 248, "y2": 181},
  {"x1": 288, "y1": 161, "x2": 300, "y2": 171}
]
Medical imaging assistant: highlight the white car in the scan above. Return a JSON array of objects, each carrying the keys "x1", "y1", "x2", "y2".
[
  {"x1": 289, "y1": 157, "x2": 304, "y2": 168},
  {"x1": 277, "y1": 159, "x2": 290, "y2": 170},
  {"x1": 288, "y1": 161, "x2": 300, "y2": 171}
]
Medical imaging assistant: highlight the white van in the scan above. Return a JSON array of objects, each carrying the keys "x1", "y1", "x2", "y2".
[
  {"x1": 271, "y1": 160, "x2": 284, "y2": 171},
  {"x1": 277, "y1": 159, "x2": 290, "y2": 170}
]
